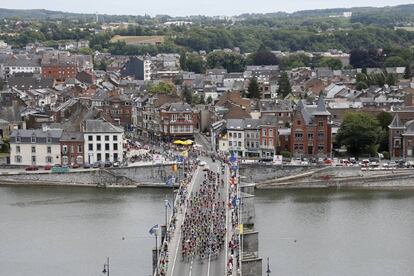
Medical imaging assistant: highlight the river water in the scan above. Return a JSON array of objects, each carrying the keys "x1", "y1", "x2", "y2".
[{"x1": 1, "y1": 186, "x2": 414, "y2": 276}]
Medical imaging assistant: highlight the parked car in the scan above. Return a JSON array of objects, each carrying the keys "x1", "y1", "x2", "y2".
[
  {"x1": 26, "y1": 165, "x2": 39, "y2": 171},
  {"x1": 83, "y1": 163, "x2": 91, "y2": 169},
  {"x1": 44, "y1": 164, "x2": 52, "y2": 170},
  {"x1": 199, "y1": 161, "x2": 207, "y2": 166},
  {"x1": 113, "y1": 161, "x2": 120, "y2": 167},
  {"x1": 71, "y1": 163, "x2": 80, "y2": 169},
  {"x1": 104, "y1": 161, "x2": 112, "y2": 168},
  {"x1": 92, "y1": 162, "x2": 102, "y2": 168}
]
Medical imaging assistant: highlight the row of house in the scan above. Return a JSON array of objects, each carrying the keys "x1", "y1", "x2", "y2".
[{"x1": 9, "y1": 120, "x2": 123, "y2": 166}]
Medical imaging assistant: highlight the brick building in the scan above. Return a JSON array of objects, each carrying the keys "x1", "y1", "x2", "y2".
[
  {"x1": 290, "y1": 98, "x2": 332, "y2": 158},
  {"x1": 91, "y1": 90, "x2": 133, "y2": 127},
  {"x1": 41, "y1": 53, "x2": 77, "y2": 81},
  {"x1": 159, "y1": 102, "x2": 199, "y2": 141},
  {"x1": 60, "y1": 132, "x2": 84, "y2": 165}
]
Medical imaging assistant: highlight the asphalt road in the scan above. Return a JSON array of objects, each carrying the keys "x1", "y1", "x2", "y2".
[{"x1": 171, "y1": 157, "x2": 227, "y2": 276}]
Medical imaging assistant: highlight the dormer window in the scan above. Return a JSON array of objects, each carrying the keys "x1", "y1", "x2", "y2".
[
  {"x1": 16, "y1": 136, "x2": 21, "y2": 143},
  {"x1": 31, "y1": 135, "x2": 36, "y2": 143},
  {"x1": 47, "y1": 137, "x2": 52, "y2": 143}
]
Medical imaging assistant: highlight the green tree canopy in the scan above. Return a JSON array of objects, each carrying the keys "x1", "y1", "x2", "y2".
[
  {"x1": 376, "y1": 111, "x2": 393, "y2": 129},
  {"x1": 318, "y1": 57, "x2": 343, "y2": 70},
  {"x1": 277, "y1": 72, "x2": 292, "y2": 98},
  {"x1": 206, "y1": 51, "x2": 246, "y2": 73},
  {"x1": 384, "y1": 56, "x2": 406, "y2": 68},
  {"x1": 336, "y1": 112, "x2": 381, "y2": 156},
  {"x1": 247, "y1": 77, "x2": 260, "y2": 99},
  {"x1": 148, "y1": 82, "x2": 176, "y2": 94},
  {"x1": 248, "y1": 46, "x2": 279, "y2": 65}
]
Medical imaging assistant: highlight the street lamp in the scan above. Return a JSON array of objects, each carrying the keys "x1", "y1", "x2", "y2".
[
  {"x1": 266, "y1": 257, "x2": 271, "y2": 276},
  {"x1": 102, "y1": 257, "x2": 109, "y2": 276}
]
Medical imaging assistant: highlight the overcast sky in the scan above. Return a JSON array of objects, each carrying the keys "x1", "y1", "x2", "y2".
[{"x1": 2, "y1": 0, "x2": 414, "y2": 16}]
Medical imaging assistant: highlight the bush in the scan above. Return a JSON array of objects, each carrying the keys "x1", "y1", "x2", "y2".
[
  {"x1": 281, "y1": 151, "x2": 291, "y2": 158},
  {"x1": 381, "y1": 151, "x2": 390, "y2": 160}
]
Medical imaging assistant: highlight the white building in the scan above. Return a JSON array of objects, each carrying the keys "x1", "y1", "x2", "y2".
[
  {"x1": 82, "y1": 120, "x2": 124, "y2": 164},
  {"x1": 226, "y1": 119, "x2": 245, "y2": 157},
  {"x1": 9, "y1": 128, "x2": 63, "y2": 166}
]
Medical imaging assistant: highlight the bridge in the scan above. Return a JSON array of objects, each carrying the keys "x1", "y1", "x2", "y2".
[{"x1": 151, "y1": 155, "x2": 263, "y2": 276}]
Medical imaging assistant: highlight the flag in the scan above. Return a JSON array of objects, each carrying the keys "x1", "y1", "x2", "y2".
[
  {"x1": 181, "y1": 150, "x2": 188, "y2": 158},
  {"x1": 239, "y1": 224, "x2": 244, "y2": 235},
  {"x1": 164, "y1": 199, "x2": 171, "y2": 209},
  {"x1": 149, "y1": 224, "x2": 159, "y2": 235}
]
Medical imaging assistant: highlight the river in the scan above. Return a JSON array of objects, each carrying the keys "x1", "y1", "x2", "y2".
[{"x1": 1, "y1": 186, "x2": 414, "y2": 276}]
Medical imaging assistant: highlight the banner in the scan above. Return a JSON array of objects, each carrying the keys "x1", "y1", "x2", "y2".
[
  {"x1": 153, "y1": 154, "x2": 162, "y2": 164},
  {"x1": 273, "y1": 155, "x2": 283, "y2": 165}
]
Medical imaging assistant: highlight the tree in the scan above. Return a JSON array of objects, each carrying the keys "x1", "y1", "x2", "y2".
[
  {"x1": 247, "y1": 77, "x2": 260, "y2": 99},
  {"x1": 386, "y1": 73, "x2": 397, "y2": 86},
  {"x1": 182, "y1": 85, "x2": 192, "y2": 105},
  {"x1": 376, "y1": 111, "x2": 393, "y2": 129},
  {"x1": 318, "y1": 57, "x2": 342, "y2": 70},
  {"x1": 207, "y1": 95, "x2": 213, "y2": 104},
  {"x1": 404, "y1": 64, "x2": 412, "y2": 79},
  {"x1": 185, "y1": 53, "x2": 205, "y2": 74},
  {"x1": 349, "y1": 48, "x2": 384, "y2": 68},
  {"x1": 384, "y1": 56, "x2": 406, "y2": 68},
  {"x1": 206, "y1": 51, "x2": 246, "y2": 73},
  {"x1": 277, "y1": 72, "x2": 292, "y2": 98},
  {"x1": 249, "y1": 45, "x2": 279, "y2": 65},
  {"x1": 336, "y1": 112, "x2": 381, "y2": 156},
  {"x1": 149, "y1": 82, "x2": 176, "y2": 94},
  {"x1": 356, "y1": 81, "x2": 368, "y2": 91}
]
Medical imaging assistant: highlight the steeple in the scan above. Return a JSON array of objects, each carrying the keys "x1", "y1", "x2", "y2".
[
  {"x1": 312, "y1": 96, "x2": 330, "y2": 116},
  {"x1": 389, "y1": 113, "x2": 404, "y2": 129}
]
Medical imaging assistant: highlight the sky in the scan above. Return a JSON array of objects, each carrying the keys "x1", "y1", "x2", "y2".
[{"x1": 1, "y1": 0, "x2": 414, "y2": 17}]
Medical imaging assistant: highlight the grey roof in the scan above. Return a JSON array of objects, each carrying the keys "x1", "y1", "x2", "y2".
[
  {"x1": 312, "y1": 97, "x2": 330, "y2": 116},
  {"x1": 9, "y1": 76, "x2": 54, "y2": 90},
  {"x1": 164, "y1": 102, "x2": 192, "y2": 112},
  {"x1": 10, "y1": 129, "x2": 63, "y2": 139},
  {"x1": 61, "y1": 131, "x2": 84, "y2": 141},
  {"x1": 83, "y1": 120, "x2": 123, "y2": 133},
  {"x1": 260, "y1": 115, "x2": 278, "y2": 126},
  {"x1": 389, "y1": 113, "x2": 404, "y2": 129},
  {"x1": 259, "y1": 99, "x2": 293, "y2": 112},
  {"x1": 226, "y1": 119, "x2": 244, "y2": 130},
  {"x1": 243, "y1": 118, "x2": 261, "y2": 129},
  {"x1": 403, "y1": 120, "x2": 414, "y2": 135}
]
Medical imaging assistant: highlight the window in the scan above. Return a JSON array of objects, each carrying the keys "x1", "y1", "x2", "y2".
[
  {"x1": 295, "y1": 132, "x2": 303, "y2": 139},
  {"x1": 47, "y1": 137, "x2": 52, "y2": 143},
  {"x1": 97, "y1": 153, "x2": 101, "y2": 161},
  {"x1": 262, "y1": 129, "x2": 267, "y2": 136},
  {"x1": 15, "y1": 155, "x2": 22, "y2": 163},
  {"x1": 70, "y1": 145, "x2": 74, "y2": 153},
  {"x1": 318, "y1": 121, "x2": 324, "y2": 127},
  {"x1": 105, "y1": 143, "x2": 110, "y2": 151},
  {"x1": 238, "y1": 133, "x2": 241, "y2": 139},
  {"x1": 96, "y1": 135, "x2": 101, "y2": 141},
  {"x1": 31, "y1": 156, "x2": 36, "y2": 164},
  {"x1": 105, "y1": 153, "x2": 110, "y2": 161},
  {"x1": 394, "y1": 139, "x2": 401, "y2": 148},
  {"x1": 318, "y1": 132, "x2": 324, "y2": 139},
  {"x1": 16, "y1": 136, "x2": 21, "y2": 143},
  {"x1": 113, "y1": 135, "x2": 118, "y2": 141},
  {"x1": 114, "y1": 153, "x2": 118, "y2": 161},
  {"x1": 238, "y1": 141, "x2": 242, "y2": 147},
  {"x1": 97, "y1": 144, "x2": 101, "y2": 151},
  {"x1": 78, "y1": 145, "x2": 82, "y2": 153},
  {"x1": 105, "y1": 135, "x2": 110, "y2": 141},
  {"x1": 47, "y1": 146, "x2": 52, "y2": 154},
  {"x1": 229, "y1": 133, "x2": 232, "y2": 138},
  {"x1": 46, "y1": 156, "x2": 52, "y2": 163},
  {"x1": 16, "y1": 146, "x2": 20, "y2": 153},
  {"x1": 229, "y1": 141, "x2": 232, "y2": 146},
  {"x1": 88, "y1": 135, "x2": 93, "y2": 141},
  {"x1": 63, "y1": 145, "x2": 68, "y2": 154},
  {"x1": 88, "y1": 143, "x2": 93, "y2": 151},
  {"x1": 297, "y1": 120, "x2": 301, "y2": 125},
  {"x1": 308, "y1": 133, "x2": 313, "y2": 139},
  {"x1": 318, "y1": 144, "x2": 324, "y2": 151},
  {"x1": 113, "y1": 143, "x2": 118, "y2": 150},
  {"x1": 269, "y1": 129, "x2": 273, "y2": 136},
  {"x1": 269, "y1": 139, "x2": 273, "y2": 145},
  {"x1": 31, "y1": 135, "x2": 36, "y2": 143},
  {"x1": 31, "y1": 146, "x2": 36, "y2": 153}
]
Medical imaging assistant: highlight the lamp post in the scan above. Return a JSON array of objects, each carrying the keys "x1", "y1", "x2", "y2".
[
  {"x1": 266, "y1": 257, "x2": 271, "y2": 276},
  {"x1": 102, "y1": 257, "x2": 109, "y2": 276}
]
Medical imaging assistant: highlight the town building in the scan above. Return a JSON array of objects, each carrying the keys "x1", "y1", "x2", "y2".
[
  {"x1": 9, "y1": 128, "x2": 63, "y2": 166},
  {"x1": 159, "y1": 102, "x2": 199, "y2": 141},
  {"x1": 81, "y1": 120, "x2": 124, "y2": 164},
  {"x1": 290, "y1": 98, "x2": 332, "y2": 158},
  {"x1": 60, "y1": 132, "x2": 85, "y2": 165}
]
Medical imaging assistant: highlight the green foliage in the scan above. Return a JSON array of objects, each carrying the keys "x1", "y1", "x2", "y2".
[
  {"x1": 207, "y1": 95, "x2": 213, "y2": 104},
  {"x1": 376, "y1": 111, "x2": 393, "y2": 129},
  {"x1": 148, "y1": 82, "x2": 176, "y2": 94},
  {"x1": 336, "y1": 112, "x2": 381, "y2": 156},
  {"x1": 384, "y1": 56, "x2": 406, "y2": 68},
  {"x1": 317, "y1": 57, "x2": 342, "y2": 70},
  {"x1": 277, "y1": 72, "x2": 292, "y2": 98},
  {"x1": 279, "y1": 54, "x2": 311, "y2": 70},
  {"x1": 183, "y1": 53, "x2": 205, "y2": 74},
  {"x1": 355, "y1": 81, "x2": 368, "y2": 91},
  {"x1": 386, "y1": 73, "x2": 397, "y2": 86},
  {"x1": 248, "y1": 46, "x2": 279, "y2": 65},
  {"x1": 405, "y1": 65, "x2": 412, "y2": 79},
  {"x1": 182, "y1": 85, "x2": 192, "y2": 105},
  {"x1": 280, "y1": 151, "x2": 291, "y2": 158},
  {"x1": 247, "y1": 77, "x2": 260, "y2": 99},
  {"x1": 206, "y1": 51, "x2": 246, "y2": 72},
  {"x1": 350, "y1": 48, "x2": 384, "y2": 68}
]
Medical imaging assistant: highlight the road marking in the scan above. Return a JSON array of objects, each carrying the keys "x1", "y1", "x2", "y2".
[{"x1": 188, "y1": 258, "x2": 194, "y2": 276}]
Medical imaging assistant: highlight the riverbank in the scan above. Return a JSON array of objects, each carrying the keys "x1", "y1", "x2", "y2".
[{"x1": 256, "y1": 166, "x2": 414, "y2": 189}]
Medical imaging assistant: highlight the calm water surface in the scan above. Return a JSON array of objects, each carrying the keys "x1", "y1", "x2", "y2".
[
  {"x1": 1, "y1": 186, "x2": 414, "y2": 276},
  {"x1": 255, "y1": 189, "x2": 414, "y2": 276}
]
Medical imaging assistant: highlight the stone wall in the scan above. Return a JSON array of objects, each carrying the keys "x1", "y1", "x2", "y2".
[
  {"x1": 239, "y1": 164, "x2": 314, "y2": 183},
  {"x1": 242, "y1": 231, "x2": 259, "y2": 254},
  {"x1": 241, "y1": 258, "x2": 262, "y2": 276}
]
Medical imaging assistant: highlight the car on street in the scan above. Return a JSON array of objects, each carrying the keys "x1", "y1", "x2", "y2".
[
  {"x1": 71, "y1": 163, "x2": 80, "y2": 169},
  {"x1": 104, "y1": 161, "x2": 112, "y2": 167},
  {"x1": 199, "y1": 161, "x2": 207, "y2": 166},
  {"x1": 44, "y1": 164, "x2": 52, "y2": 170},
  {"x1": 83, "y1": 163, "x2": 91, "y2": 169},
  {"x1": 26, "y1": 165, "x2": 39, "y2": 171},
  {"x1": 92, "y1": 162, "x2": 102, "y2": 168},
  {"x1": 113, "y1": 161, "x2": 120, "y2": 167}
]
